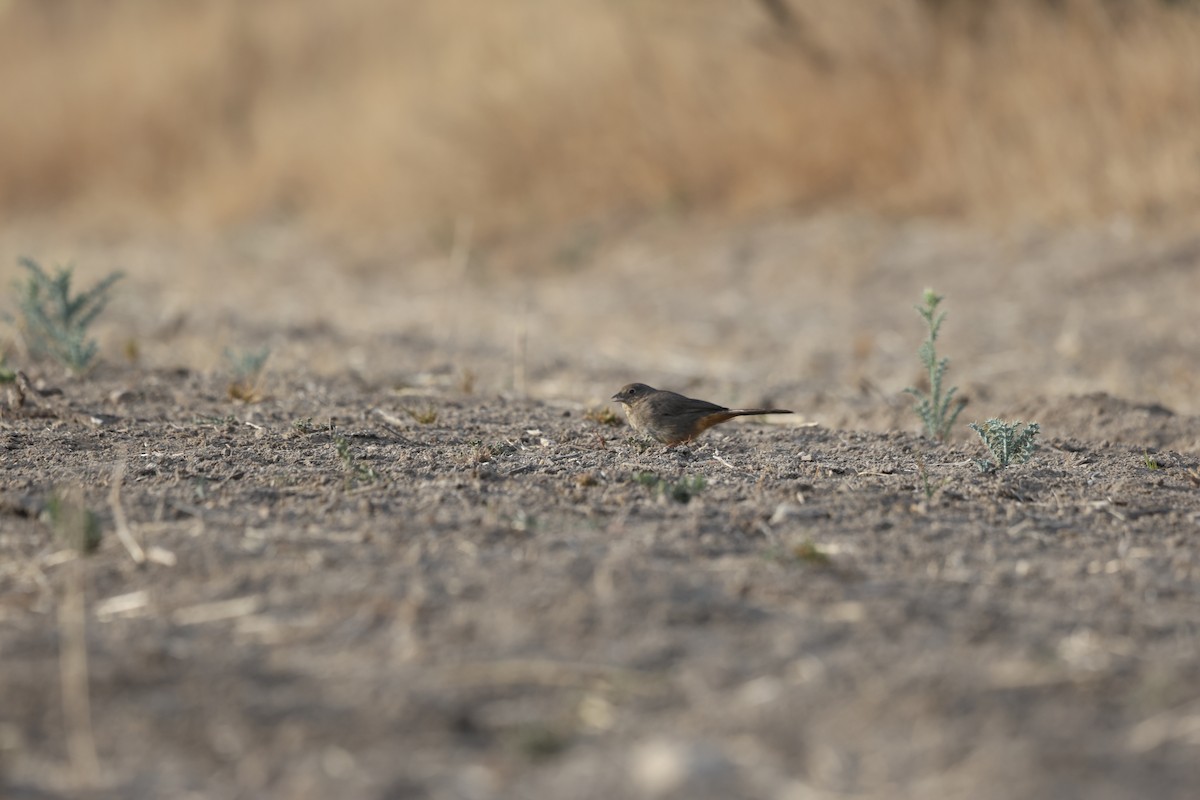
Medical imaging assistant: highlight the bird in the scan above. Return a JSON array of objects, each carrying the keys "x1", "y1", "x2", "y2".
[{"x1": 610, "y1": 383, "x2": 792, "y2": 446}]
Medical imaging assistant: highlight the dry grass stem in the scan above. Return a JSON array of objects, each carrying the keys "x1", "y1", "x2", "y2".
[
  {"x1": 59, "y1": 561, "x2": 101, "y2": 786},
  {"x1": 108, "y1": 461, "x2": 145, "y2": 565}
]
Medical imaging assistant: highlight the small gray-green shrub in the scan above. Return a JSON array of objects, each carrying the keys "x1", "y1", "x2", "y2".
[
  {"x1": 12, "y1": 258, "x2": 123, "y2": 373},
  {"x1": 969, "y1": 418, "x2": 1040, "y2": 472},
  {"x1": 905, "y1": 289, "x2": 966, "y2": 441},
  {"x1": 224, "y1": 346, "x2": 271, "y2": 401},
  {"x1": 44, "y1": 489, "x2": 102, "y2": 553},
  {"x1": 633, "y1": 471, "x2": 706, "y2": 503},
  {"x1": 334, "y1": 435, "x2": 379, "y2": 486}
]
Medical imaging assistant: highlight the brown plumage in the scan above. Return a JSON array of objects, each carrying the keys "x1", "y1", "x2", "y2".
[{"x1": 610, "y1": 383, "x2": 792, "y2": 446}]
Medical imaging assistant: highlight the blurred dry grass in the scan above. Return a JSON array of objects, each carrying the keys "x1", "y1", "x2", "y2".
[{"x1": 2, "y1": 0, "x2": 1200, "y2": 242}]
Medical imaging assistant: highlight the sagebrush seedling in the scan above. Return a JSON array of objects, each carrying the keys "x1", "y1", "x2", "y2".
[
  {"x1": 970, "y1": 418, "x2": 1040, "y2": 472},
  {"x1": 11, "y1": 258, "x2": 123, "y2": 373},
  {"x1": 905, "y1": 289, "x2": 966, "y2": 441},
  {"x1": 225, "y1": 346, "x2": 270, "y2": 402},
  {"x1": 334, "y1": 435, "x2": 379, "y2": 487},
  {"x1": 633, "y1": 471, "x2": 706, "y2": 504}
]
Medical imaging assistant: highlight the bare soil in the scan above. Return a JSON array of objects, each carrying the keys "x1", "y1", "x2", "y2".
[{"x1": 1, "y1": 217, "x2": 1199, "y2": 799}]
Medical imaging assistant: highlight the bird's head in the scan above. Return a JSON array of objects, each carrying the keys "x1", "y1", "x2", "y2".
[{"x1": 611, "y1": 383, "x2": 655, "y2": 405}]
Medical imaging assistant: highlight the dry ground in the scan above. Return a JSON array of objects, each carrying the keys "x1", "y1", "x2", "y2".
[{"x1": 1, "y1": 216, "x2": 1199, "y2": 799}]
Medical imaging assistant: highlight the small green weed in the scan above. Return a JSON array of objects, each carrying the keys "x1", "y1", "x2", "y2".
[
  {"x1": 791, "y1": 540, "x2": 831, "y2": 565},
  {"x1": 122, "y1": 337, "x2": 140, "y2": 363},
  {"x1": 1142, "y1": 450, "x2": 1162, "y2": 471},
  {"x1": 44, "y1": 489, "x2": 102, "y2": 553},
  {"x1": 633, "y1": 471, "x2": 706, "y2": 503},
  {"x1": 334, "y1": 435, "x2": 378, "y2": 486},
  {"x1": 905, "y1": 289, "x2": 966, "y2": 441},
  {"x1": 463, "y1": 440, "x2": 518, "y2": 465},
  {"x1": 970, "y1": 418, "x2": 1040, "y2": 473},
  {"x1": 459, "y1": 368, "x2": 476, "y2": 394},
  {"x1": 584, "y1": 406, "x2": 621, "y2": 426},
  {"x1": 11, "y1": 258, "x2": 123, "y2": 373},
  {"x1": 513, "y1": 723, "x2": 568, "y2": 761},
  {"x1": 224, "y1": 346, "x2": 270, "y2": 402},
  {"x1": 403, "y1": 405, "x2": 439, "y2": 425},
  {"x1": 632, "y1": 471, "x2": 659, "y2": 488},
  {"x1": 0, "y1": 344, "x2": 14, "y2": 383},
  {"x1": 626, "y1": 435, "x2": 656, "y2": 453},
  {"x1": 764, "y1": 540, "x2": 833, "y2": 567},
  {"x1": 507, "y1": 510, "x2": 536, "y2": 533},
  {"x1": 914, "y1": 453, "x2": 949, "y2": 501}
]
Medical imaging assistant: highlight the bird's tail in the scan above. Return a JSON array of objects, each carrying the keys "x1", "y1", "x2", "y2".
[{"x1": 727, "y1": 408, "x2": 793, "y2": 416}]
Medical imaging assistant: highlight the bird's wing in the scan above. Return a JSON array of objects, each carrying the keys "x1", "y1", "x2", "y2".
[{"x1": 653, "y1": 392, "x2": 727, "y2": 417}]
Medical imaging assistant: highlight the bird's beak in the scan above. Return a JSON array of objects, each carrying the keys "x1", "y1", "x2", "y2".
[{"x1": 610, "y1": 393, "x2": 623, "y2": 403}]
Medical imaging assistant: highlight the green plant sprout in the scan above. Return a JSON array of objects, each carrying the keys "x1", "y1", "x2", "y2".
[
  {"x1": 335, "y1": 435, "x2": 379, "y2": 487},
  {"x1": 633, "y1": 471, "x2": 706, "y2": 504},
  {"x1": 403, "y1": 405, "x2": 439, "y2": 425},
  {"x1": 224, "y1": 346, "x2": 270, "y2": 402},
  {"x1": 12, "y1": 258, "x2": 123, "y2": 373},
  {"x1": 914, "y1": 452, "x2": 949, "y2": 501},
  {"x1": 0, "y1": 344, "x2": 15, "y2": 383},
  {"x1": 791, "y1": 540, "x2": 831, "y2": 565},
  {"x1": 969, "y1": 418, "x2": 1040, "y2": 473},
  {"x1": 905, "y1": 289, "x2": 966, "y2": 441},
  {"x1": 44, "y1": 489, "x2": 102, "y2": 553}
]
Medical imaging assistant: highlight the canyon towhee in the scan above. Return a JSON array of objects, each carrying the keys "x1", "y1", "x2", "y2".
[{"x1": 611, "y1": 383, "x2": 792, "y2": 446}]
